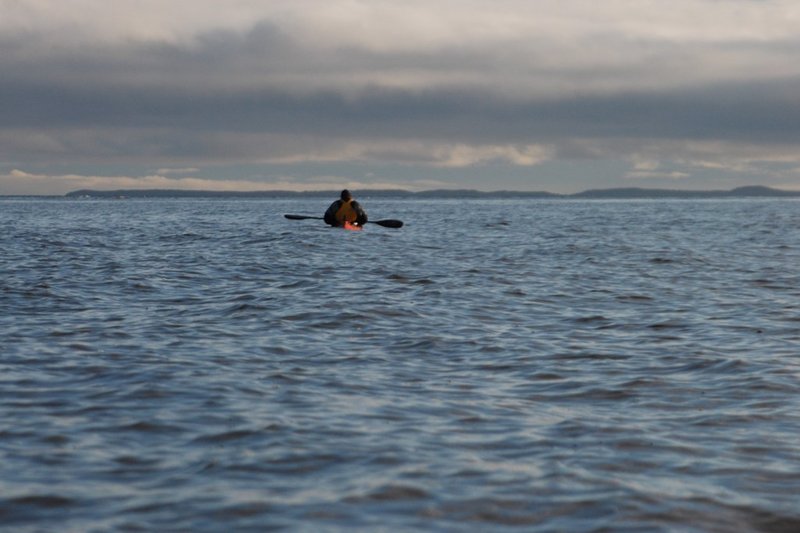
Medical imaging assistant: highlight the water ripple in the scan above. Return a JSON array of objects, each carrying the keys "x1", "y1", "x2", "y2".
[{"x1": 2, "y1": 197, "x2": 800, "y2": 531}]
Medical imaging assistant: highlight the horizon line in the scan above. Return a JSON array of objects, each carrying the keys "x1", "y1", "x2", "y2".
[{"x1": 1, "y1": 184, "x2": 796, "y2": 199}]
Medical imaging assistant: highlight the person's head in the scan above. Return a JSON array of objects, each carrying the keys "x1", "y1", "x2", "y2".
[{"x1": 340, "y1": 189, "x2": 352, "y2": 201}]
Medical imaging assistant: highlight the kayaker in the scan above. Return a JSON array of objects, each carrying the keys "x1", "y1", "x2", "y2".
[{"x1": 324, "y1": 189, "x2": 368, "y2": 227}]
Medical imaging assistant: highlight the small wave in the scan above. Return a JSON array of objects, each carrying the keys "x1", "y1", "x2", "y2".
[
  {"x1": 113, "y1": 455, "x2": 161, "y2": 467},
  {"x1": 41, "y1": 434, "x2": 70, "y2": 445},
  {"x1": 128, "y1": 281, "x2": 156, "y2": 291},
  {"x1": 573, "y1": 314, "x2": 609, "y2": 324},
  {"x1": 66, "y1": 342, "x2": 95, "y2": 352},
  {"x1": 157, "y1": 232, "x2": 209, "y2": 242},
  {"x1": 344, "y1": 484, "x2": 429, "y2": 503},
  {"x1": 224, "y1": 302, "x2": 268, "y2": 316},
  {"x1": 648, "y1": 320, "x2": 690, "y2": 330},
  {"x1": 387, "y1": 273, "x2": 434, "y2": 284},
  {"x1": 562, "y1": 387, "x2": 638, "y2": 401},
  {"x1": 552, "y1": 352, "x2": 631, "y2": 361},
  {"x1": 208, "y1": 502, "x2": 273, "y2": 519},
  {"x1": 254, "y1": 453, "x2": 343, "y2": 475},
  {"x1": 109, "y1": 421, "x2": 186, "y2": 434},
  {"x1": 672, "y1": 357, "x2": 747, "y2": 375},
  {"x1": 193, "y1": 429, "x2": 260, "y2": 444},
  {"x1": 6, "y1": 495, "x2": 75, "y2": 508},
  {"x1": 276, "y1": 280, "x2": 312, "y2": 289},
  {"x1": 0, "y1": 494, "x2": 79, "y2": 523},
  {"x1": 616, "y1": 294, "x2": 654, "y2": 302},
  {"x1": 421, "y1": 497, "x2": 564, "y2": 526}
]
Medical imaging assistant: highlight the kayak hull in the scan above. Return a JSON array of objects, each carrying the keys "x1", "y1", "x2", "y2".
[{"x1": 342, "y1": 221, "x2": 363, "y2": 231}]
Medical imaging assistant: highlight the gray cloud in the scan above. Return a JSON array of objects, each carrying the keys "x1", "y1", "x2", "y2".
[
  {"x1": 4, "y1": 73, "x2": 799, "y2": 148},
  {"x1": 3, "y1": 0, "x2": 800, "y2": 193}
]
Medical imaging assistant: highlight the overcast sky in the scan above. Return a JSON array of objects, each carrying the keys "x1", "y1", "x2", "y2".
[{"x1": 2, "y1": 0, "x2": 800, "y2": 194}]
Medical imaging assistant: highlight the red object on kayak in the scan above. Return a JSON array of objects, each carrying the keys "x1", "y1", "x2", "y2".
[{"x1": 342, "y1": 221, "x2": 363, "y2": 231}]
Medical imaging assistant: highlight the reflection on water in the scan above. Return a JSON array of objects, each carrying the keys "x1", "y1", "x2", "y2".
[{"x1": 2, "y1": 197, "x2": 800, "y2": 531}]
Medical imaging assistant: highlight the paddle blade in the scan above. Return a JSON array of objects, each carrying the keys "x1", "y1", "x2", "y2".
[
  {"x1": 284, "y1": 214, "x2": 322, "y2": 220},
  {"x1": 372, "y1": 219, "x2": 404, "y2": 228}
]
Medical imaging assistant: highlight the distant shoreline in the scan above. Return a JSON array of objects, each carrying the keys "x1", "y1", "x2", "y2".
[{"x1": 2, "y1": 185, "x2": 799, "y2": 200}]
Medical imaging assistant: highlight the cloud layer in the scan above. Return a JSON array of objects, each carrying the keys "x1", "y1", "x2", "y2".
[{"x1": 2, "y1": 0, "x2": 800, "y2": 193}]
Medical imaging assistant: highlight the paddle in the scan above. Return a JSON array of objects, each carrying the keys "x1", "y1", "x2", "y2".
[{"x1": 284, "y1": 214, "x2": 403, "y2": 228}]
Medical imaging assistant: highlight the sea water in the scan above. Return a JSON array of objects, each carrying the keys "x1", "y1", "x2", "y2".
[{"x1": 1, "y1": 196, "x2": 799, "y2": 532}]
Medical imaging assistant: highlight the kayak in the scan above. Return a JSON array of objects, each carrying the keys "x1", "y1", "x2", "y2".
[
  {"x1": 284, "y1": 214, "x2": 402, "y2": 228},
  {"x1": 342, "y1": 221, "x2": 363, "y2": 231}
]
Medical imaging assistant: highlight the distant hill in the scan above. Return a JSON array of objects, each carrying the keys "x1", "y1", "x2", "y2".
[
  {"x1": 573, "y1": 185, "x2": 800, "y2": 199},
  {"x1": 729, "y1": 186, "x2": 800, "y2": 197},
  {"x1": 65, "y1": 188, "x2": 336, "y2": 199},
  {"x1": 411, "y1": 189, "x2": 559, "y2": 199},
  {"x1": 64, "y1": 185, "x2": 800, "y2": 199}
]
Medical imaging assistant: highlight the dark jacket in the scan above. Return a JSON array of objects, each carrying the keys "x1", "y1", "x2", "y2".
[{"x1": 324, "y1": 199, "x2": 368, "y2": 226}]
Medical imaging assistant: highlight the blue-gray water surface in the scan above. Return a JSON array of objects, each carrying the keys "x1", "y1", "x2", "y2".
[{"x1": 2, "y1": 197, "x2": 799, "y2": 532}]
